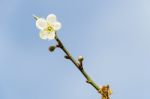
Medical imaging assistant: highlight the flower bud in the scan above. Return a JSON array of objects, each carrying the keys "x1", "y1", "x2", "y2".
[
  {"x1": 64, "y1": 55, "x2": 70, "y2": 59},
  {"x1": 99, "y1": 84, "x2": 112, "y2": 96},
  {"x1": 49, "y1": 46, "x2": 56, "y2": 52},
  {"x1": 78, "y1": 56, "x2": 84, "y2": 62}
]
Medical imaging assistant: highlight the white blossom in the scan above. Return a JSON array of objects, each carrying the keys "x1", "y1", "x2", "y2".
[{"x1": 35, "y1": 14, "x2": 61, "y2": 40}]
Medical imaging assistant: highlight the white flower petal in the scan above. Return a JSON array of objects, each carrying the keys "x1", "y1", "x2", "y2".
[
  {"x1": 46, "y1": 14, "x2": 57, "y2": 24},
  {"x1": 47, "y1": 32, "x2": 55, "y2": 40},
  {"x1": 39, "y1": 31, "x2": 48, "y2": 40},
  {"x1": 52, "y1": 22, "x2": 62, "y2": 31},
  {"x1": 36, "y1": 18, "x2": 48, "y2": 30}
]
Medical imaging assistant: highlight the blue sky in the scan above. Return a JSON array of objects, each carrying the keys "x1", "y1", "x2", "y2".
[{"x1": 0, "y1": 0, "x2": 150, "y2": 99}]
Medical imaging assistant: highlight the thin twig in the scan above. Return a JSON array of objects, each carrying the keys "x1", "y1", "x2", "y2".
[
  {"x1": 55, "y1": 33, "x2": 100, "y2": 91},
  {"x1": 53, "y1": 33, "x2": 112, "y2": 99}
]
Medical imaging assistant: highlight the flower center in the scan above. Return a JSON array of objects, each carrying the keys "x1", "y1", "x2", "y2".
[{"x1": 47, "y1": 25, "x2": 54, "y2": 33}]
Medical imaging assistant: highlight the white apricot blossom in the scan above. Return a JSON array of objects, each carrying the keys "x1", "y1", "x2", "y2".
[{"x1": 35, "y1": 14, "x2": 61, "y2": 40}]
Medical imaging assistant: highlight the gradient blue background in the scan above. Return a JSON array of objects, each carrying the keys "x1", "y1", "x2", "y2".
[{"x1": 0, "y1": 0, "x2": 150, "y2": 99}]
